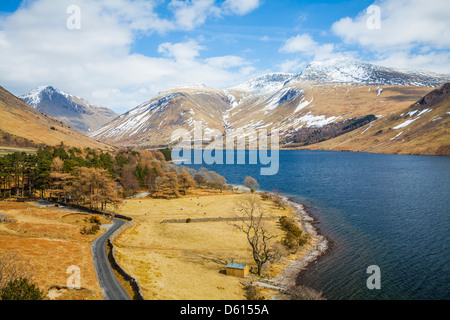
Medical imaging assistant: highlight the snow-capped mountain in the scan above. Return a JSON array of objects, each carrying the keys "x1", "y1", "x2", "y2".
[
  {"x1": 298, "y1": 57, "x2": 450, "y2": 87},
  {"x1": 90, "y1": 86, "x2": 231, "y2": 147},
  {"x1": 20, "y1": 86, "x2": 118, "y2": 133},
  {"x1": 90, "y1": 58, "x2": 450, "y2": 153},
  {"x1": 0, "y1": 85, "x2": 110, "y2": 150}
]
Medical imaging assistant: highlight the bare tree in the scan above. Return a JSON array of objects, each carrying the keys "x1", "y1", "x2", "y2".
[
  {"x1": 243, "y1": 176, "x2": 259, "y2": 193},
  {"x1": 233, "y1": 195, "x2": 275, "y2": 276},
  {"x1": 0, "y1": 251, "x2": 36, "y2": 290}
]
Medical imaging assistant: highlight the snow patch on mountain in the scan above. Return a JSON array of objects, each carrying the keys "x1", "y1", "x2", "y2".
[
  {"x1": 231, "y1": 73, "x2": 298, "y2": 94},
  {"x1": 294, "y1": 96, "x2": 314, "y2": 114},
  {"x1": 262, "y1": 87, "x2": 304, "y2": 113}
]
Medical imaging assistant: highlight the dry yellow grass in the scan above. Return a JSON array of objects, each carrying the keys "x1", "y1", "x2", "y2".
[
  {"x1": 113, "y1": 190, "x2": 303, "y2": 300},
  {"x1": 0, "y1": 201, "x2": 109, "y2": 300}
]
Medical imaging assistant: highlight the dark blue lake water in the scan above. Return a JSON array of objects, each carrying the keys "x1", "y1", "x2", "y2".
[{"x1": 181, "y1": 150, "x2": 450, "y2": 300}]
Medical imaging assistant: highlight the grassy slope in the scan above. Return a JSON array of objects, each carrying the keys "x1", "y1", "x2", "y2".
[{"x1": 295, "y1": 84, "x2": 450, "y2": 155}]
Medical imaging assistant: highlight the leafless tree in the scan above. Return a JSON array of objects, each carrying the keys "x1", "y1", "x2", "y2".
[
  {"x1": 0, "y1": 251, "x2": 36, "y2": 290},
  {"x1": 232, "y1": 195, "x2": 275, "y2": 276},
  {"x1": 243, "y1": 176, "x2": 259, "y2": 193}
]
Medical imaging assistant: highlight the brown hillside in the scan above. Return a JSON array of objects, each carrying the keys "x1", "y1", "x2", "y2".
[
  {"x1": 0, "y1": 86, "x2": 113, "y2": 150},
  {"x1": 298, "y1": 83, "x2": 450, "y2": 155}
]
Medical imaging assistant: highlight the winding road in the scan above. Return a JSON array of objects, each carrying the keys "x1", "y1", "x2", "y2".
[
  {"x1": 91, "y1": 218, "x2": 131, "y2": 300},
  {"x1": 35, "y1": 200, "x2": 132, "y2": 300}
]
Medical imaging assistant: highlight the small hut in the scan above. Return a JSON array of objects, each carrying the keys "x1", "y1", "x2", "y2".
[{"x1": 226, "y1": 263, "x2": 249, "y2": 277}]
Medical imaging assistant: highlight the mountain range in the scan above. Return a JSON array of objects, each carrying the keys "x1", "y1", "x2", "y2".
[
  {"x1": 89, "y1": 58, "x2": 450, "y2": 155},
  {"x1": 1, "y1": 57, "x2": 449, "y2": 155}
]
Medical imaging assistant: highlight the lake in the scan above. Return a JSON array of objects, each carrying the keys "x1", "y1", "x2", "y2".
[{"x1": 182, "y1": 150, "x2": 450, "y2": 300}]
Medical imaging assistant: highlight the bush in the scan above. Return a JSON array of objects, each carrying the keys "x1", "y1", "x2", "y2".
[
  {"x1": 0, "y1": 278, "x2": 44, "y2": 300},
  {"x1": 244, "y1": 284, "x2": 265, "y2": 300},
  {"x1": 260, "y1": 192, "x2": 270, "y2": 201},
  {"x1": 89, "y1": 215, "x2": 101, "y2": 225},
  {"x1": 279, "y1": 216, "x2": 309, "y2": 252},
  {"x1": 81, "y1": 224, "x2": 100, "y2": 235}
]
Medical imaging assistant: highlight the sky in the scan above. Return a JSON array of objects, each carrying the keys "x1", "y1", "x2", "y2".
[{"x1": 0, "y1": 0, "x2": 449, "y2": 113}]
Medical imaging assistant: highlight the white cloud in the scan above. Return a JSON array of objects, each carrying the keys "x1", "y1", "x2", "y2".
[
  {"x1": 222, "y1": 0, "x2": 260, "y2": 15},
  {"x1": 169, "y1": 0, "x2": 219, "y2": 31},
  {"x1": 167, "y1": 0, "x2": 260, "y2": 31},
  {"x1": 276, "y1": 59, "x2": 307, "y2": 73},
  {"x1": 205, "y1": 55, "x2": 249, "y2": 69},
  {"x1": 371, "y1": 51, "x2": 450, "y2": 74},
  {"x1": 280, "y1": 34, "x2": 317, "y2": 53},
  {"x1": 280, "y1": 33, "x2": 340, "y2": 62},
  {"x1": 332, "y1": 0, "x2": 450, "y2": 50},
  {"x1": 0, "y1": 0, "x2": 260, "y2": 112},
  {"x1": 158, "y1": 40, "x2": 204, "y2": 61},
  {"x1": 331, "y1": 0, "x2": 450, "y2": 73}
]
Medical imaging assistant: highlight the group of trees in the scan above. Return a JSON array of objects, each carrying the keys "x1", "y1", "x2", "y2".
[
  {"x1": 0, "y1": 144, "x2": 229, "y2": 205},
  {"x1": 284, "y1": 114, "x2": 377, "y2": 147},
  {"x1": 0, "y1": 145, "x2": 126, "y2": 211}
]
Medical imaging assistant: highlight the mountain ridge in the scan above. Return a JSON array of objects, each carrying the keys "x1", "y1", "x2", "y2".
[
  {"x1": 0, "y1": 86, "x2": 112, "y2": 150},
  {"x1": 90, "y1": 58, "x2": 450, "y2": 153}
]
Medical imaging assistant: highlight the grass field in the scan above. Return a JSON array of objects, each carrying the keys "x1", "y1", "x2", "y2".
[
  {"x1": 113, "y1": 189, "x2": 311, "y2": 300},
  {"x1": 0, "y1": 201, "x2": 110, "y2": 300},
  {"x1": 0, "y1": 146, "x2": 37, "y2": 156}
]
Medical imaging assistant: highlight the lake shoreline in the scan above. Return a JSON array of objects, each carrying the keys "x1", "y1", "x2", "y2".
[
  {"x1": 232, "y1": 184, "x2": 331, "y2": 298},
  {"x1": 270, "y1": 193, "x2": 330, "y2": 296}
]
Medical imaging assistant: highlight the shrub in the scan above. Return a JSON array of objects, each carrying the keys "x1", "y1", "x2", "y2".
[
  {"x1": 244, "y1": 284, "x2": 265, "y2": 300},
  {"x1": 81, "y1": 224, "x2": 100, "y2": 235},
  {"x1": 89, "y1": 215, "x2": 101, "y2": 225},
  {"x1": 279, "y1": 216, "x2": 309, "y2": 252},
  {"x1": 0, "y1": 278, "x2": 44, "y2": 300}
]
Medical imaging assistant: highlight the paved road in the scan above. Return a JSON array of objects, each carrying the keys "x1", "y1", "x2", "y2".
[{"x1": 91, "y1": 218, "x2": 131, "y2": 300}]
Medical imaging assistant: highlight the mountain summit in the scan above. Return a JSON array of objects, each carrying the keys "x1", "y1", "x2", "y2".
[
  {"x1": 298, "y1": 57, "x2": 450, "y2": 87},
  {"x1": 20, "y1": 86, "x2": 118, "y2": 133}
]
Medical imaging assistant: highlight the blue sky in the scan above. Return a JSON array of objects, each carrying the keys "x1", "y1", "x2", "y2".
[{"x1": 0, "y1": 0, "x2": 449, "y2": 113}]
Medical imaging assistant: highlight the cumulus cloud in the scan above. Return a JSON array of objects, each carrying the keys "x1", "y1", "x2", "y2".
[
  {"x1": 279, "y1": 34, "x2": 317, "y2": 54},
  {"x1": 0, "y1": 0, "x2": 261, "y2": 112},
  {"x1": 279, "y1": 33, "x2": 343, "y2": 63},
  {"x1": 331, "y1": 0, "x2": 450, "y2": 72},
  {"x1": 222, "y1": 0, "x2": 260, "y2": 15},
  {"x1": 332, "y1": 0, "x2": 450, "y2": 50},
  {"x1": 169, "y1": 0, "x2": 219, "y2": 31},
  {"x1": 371, "y1": 51, "x2": 450, "y2": 74},
  {"x1": 167, "y1": 0, "x2": 261, "y2": 31},
  {"x1": 276, "y1": 58, "x2": 307, "y2": 74}
]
